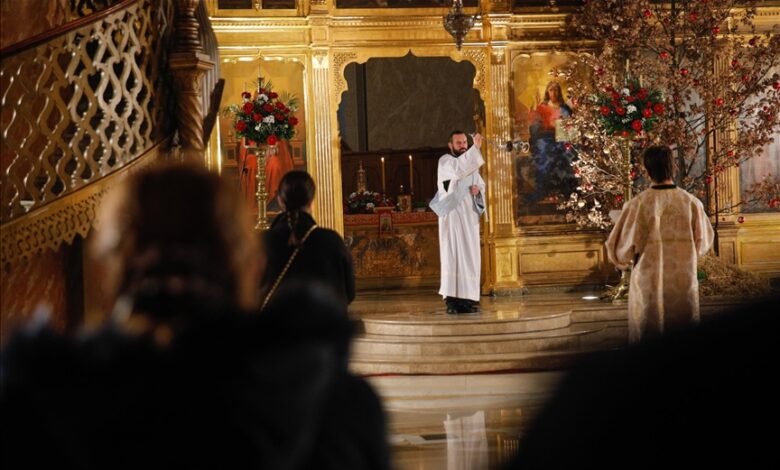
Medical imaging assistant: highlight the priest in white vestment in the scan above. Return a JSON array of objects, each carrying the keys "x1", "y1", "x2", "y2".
[
  {"x1": 430, "y1": 131, "x2": 486, "y2": 314},
  {"x1": 606, "y1": 146, "x2": 714, "y2": 342}
]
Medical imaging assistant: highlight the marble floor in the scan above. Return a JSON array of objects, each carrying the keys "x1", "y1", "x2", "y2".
[
  {"x1": 350, "y1": 289, "x2": 749, "y2": 469},
  {"x1": 350, "y1": 290, "x2": 606, "y2": 469},
  {"x1": 371, "y1": 371, "x2": 563, "y2": 470}
]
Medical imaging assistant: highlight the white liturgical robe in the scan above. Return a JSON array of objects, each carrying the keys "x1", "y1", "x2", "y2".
[
  {"x1": 605, "y1": 186, "x2": 714, "y2": 342},
  {"x1": 434, "y1": 145, "x2": 486, "y2": 302}
]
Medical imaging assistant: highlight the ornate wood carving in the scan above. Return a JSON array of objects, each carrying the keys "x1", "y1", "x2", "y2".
[
  {"x1": 1, "y1": 144, "x2": 166, "y2": 268},
  {"x1": 1, "y1": 0, "x2": 175, "y2": 223}
]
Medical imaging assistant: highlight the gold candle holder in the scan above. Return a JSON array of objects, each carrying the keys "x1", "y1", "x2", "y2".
[{"x1": 247, "y1": 143, "x2": 274, "y2": 231}]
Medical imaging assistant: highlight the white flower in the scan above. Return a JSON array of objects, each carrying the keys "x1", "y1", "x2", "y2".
[
  {"x1": 621, "y1": 88, "x2": 630, "y2": 96},
  {"x1": 626, "y1": 105, "x2": 637, "y2": 114},
  {"x1": 263, "y1": 115, "x2": 275, "y2": 124},
  {"x1": 366, "y1": 202, "x2": 375, "y2": 209},
  {"x1": 258, "y1": 94, "x2": 269, "y2": 102},
  {"x1": 577, "y1": 201, "x2": 586, "y2": 208},
  {"x1": 254, "y1": 124, "x2": 261, "y2": 131},
  {"x1": 350, "y1": 192, "x2": 356, "y2": 197}
]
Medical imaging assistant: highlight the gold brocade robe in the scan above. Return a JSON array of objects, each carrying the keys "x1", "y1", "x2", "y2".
[{"x1": 606, "y1": 186, "x2": 714, "y2": 343}]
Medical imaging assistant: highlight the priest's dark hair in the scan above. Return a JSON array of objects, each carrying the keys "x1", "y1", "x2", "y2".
[
  {"x1": 449, "y1": 130, "x2": 466, "y2": 142},
  {"x1": 642, "y1": 146, "x2": 674, "y2": 183},
  {"x1": 278, "y1": 170, "x2": 316, "y2": 246}
]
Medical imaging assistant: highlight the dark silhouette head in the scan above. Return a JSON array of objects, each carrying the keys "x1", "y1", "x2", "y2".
[
  {"x1": 93, "y1": 163, "x2": 260, "y2": 321},
  {"x1": 643, "y1": 146, "x2": 674, "y2": 183},
  {"x1": 277, "y1": 170, "x2": 316, "y2": 246}
]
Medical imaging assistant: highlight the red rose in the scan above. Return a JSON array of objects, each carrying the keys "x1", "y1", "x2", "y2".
[
  {"x1": 621, "y1": 130, "x2": 631, "y2": 138},
  {"x1": 643, "y1": 9, "x2": 652, "y2": 18},
  {"x1": 611, "y1": 92, "x2": 620, "y2": 101},
  {"x1": 712, "y1": 26, "x2": 720, "y2": 35},
  {"x1": 645, "y1": 101, "x2": 653, "y2": 108},
  {"x1": 660, "y1": 51, "x2": 670, "y2": 59},
  {"x1": 631, "y1": 120, "x2": 643, "y2": 131},
  {"x1": 275, "y1": 113, "x2": 284, "y2": 121},
  {"x1": 726, "y1": 150, "x2": 735, "y2": 158},
  {"x1": 626, "y1": 96, "x2": 635, "y2": 103},
  {"x1": 269, "y1": 92, "x2": 278, "y2": 99},
  {"x1": 615, "y1": 194, "x2": 623, "y2": 203},
  {"x1": 275, "y1": 102, "x2": 285, "y2": 110},
  {"x1": 680, "y1": 68, "x2": 689, "y2": 76},
  {"x1": 253, "y1": 113, "x2": 261, "y2": 122},
  {"x1": 235, "y1": 121, "x2": 247, "y2": 132},
  {"x1": 259, "y1": 88, "x2": 266, "y2": 95},
  {"x1": 242, "y1": 102, "x2": 254, "y2": 114},
  {"x1": 263, "y1": 103, "x2": 274, "y2": 112},
  {"x1": 289, "y1": 117, "x2": 299, "y2": 126},
  {"x1": 600, "y1": 106, "x2": 611, "y2": 116},
  {"x1": 653, "y1": 103, "x2": 665, "y2": 115},
  {"x1": 637, "y1": 88, "x2": 648, "y2": 99},
  {"x1": 267, "y1": 135, "x2": 278, "y2": 145},
  {"x1": 731, "y1": 59, "x2": 740, "y2": 68},
  {"x1": 714, "y1": 98, "x2": 725, "y2": 106},
  {"x1": 241, "y1": 91, "x2": 251, "y2": 99},
  {"x1": 643, "y1": 108, "x2": 653, "y2": 118},
  {"x1": 689, "y1": 12, "x2": 698, "y2": 22},
  {"x1": 616, "y1": 106, "x2": 626, "y2": 116},
  {"x1": 774, "y1": 81, "x2": 780, "y2": 90}
]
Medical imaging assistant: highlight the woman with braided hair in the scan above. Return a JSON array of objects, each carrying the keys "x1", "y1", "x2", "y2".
[{"x1": 260, "y1": 170, "x2": 356, "y2": 309}]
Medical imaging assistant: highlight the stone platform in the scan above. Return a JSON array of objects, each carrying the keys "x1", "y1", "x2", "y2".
[{"x1": 348, "y1": 291, "x2": 742, "y2": 375}]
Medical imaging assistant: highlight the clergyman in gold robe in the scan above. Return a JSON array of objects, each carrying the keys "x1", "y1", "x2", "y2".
[{"x1": 606, "y1": 146, "x2": 714, "y2": 343}]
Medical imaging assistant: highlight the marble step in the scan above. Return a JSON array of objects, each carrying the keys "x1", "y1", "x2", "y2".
[
  {"x1": 352, "y1": 323, "x2": 611, "y2": 356},
  {"x1": 360, "y1": 310, "x2": 572, "y2": 337},
  {"x1": 350, "y1": 344, "x2": 624, "y2": 375}
]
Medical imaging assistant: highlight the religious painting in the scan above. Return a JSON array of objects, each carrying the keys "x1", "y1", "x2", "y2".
[
  {"x1": 510, "y1": 52, "x2": 585, "y2": 226},
  {"x1": 336, "y1": 0, "x2": 477, "y2": 8},
  {"x1": 219, "y1": 57, "x2": 307, "y2": 215}
]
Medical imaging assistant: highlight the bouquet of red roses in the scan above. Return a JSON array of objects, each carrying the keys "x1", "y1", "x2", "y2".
[
  {"x1": 593, "y1": 79, "x2": 664, "y2": 137},
  {"x1": 225, "y1": 79, "x2": 299, "y2": 145}
]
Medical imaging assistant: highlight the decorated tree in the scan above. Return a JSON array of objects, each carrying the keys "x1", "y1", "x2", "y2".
[{"x1": 556, "y1": 0, "x2": 780, "y2": 243}]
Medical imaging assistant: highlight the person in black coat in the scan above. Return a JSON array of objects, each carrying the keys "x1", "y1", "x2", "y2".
[{"x1": 261, "y1": 170, "x2": 355, "y2": 309}]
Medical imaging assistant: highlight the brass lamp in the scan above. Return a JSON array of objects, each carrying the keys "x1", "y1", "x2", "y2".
[{"x1": 443, "y1": 0, "x2": 477, "y2": 51}]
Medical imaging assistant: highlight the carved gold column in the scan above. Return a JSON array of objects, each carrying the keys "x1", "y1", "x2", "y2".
[
  {"x1": 311, "y1": 50, "x2": 343, "y2": 232},
  {"x1": 489, "y1": 47, "x2": 513, "y2": 231},
  {"x1": 169, "y1": 0, "x2": 214, "y2": 163}
]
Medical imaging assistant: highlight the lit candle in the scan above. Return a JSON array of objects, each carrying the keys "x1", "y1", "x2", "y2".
[
  {"x1": 381, "y1": 157, "x2": 386, "y2": 194},
  {"x1": 409, "y1": 155, "x2": 413, "y2": 194}
]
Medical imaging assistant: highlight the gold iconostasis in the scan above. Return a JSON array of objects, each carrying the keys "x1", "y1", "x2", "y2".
[{"x1": 208, "y1": 0, "x2": 780, "y2": 291}]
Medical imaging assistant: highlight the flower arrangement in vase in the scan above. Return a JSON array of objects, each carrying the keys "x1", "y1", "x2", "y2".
[{"x1": 225, "y1": 78, "x2": 299, "y2": 146}]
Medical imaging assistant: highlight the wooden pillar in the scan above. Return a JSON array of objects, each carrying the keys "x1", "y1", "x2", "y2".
[{"x1": 169, "y1": 0, "x2": 214, "y2": 163}]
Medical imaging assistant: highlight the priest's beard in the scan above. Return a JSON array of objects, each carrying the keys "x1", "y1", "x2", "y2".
[{"x1": 453, "y1": 148, "x2": 466, "y2": 157}]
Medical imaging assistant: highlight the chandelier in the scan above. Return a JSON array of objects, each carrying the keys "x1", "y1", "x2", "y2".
[{"x1": 443, "y1": 0, "x2": 477, "y2": 50}]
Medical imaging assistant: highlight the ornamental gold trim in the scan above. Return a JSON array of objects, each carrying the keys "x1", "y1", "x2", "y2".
[{"x1": 1, "y1": 143, "x2": 167, "y2": 268}]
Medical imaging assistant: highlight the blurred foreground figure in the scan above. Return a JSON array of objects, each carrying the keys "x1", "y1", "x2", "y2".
[
  {"x1": 1, "y1": 164, "x2": 389, "y2": 470},
  {"x1": 507, "y1": 296, "x2": 779, "y2": 469}
]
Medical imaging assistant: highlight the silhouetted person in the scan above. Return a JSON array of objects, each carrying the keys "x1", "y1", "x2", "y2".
[
  {"x1": 507, "y1": 296, "x2": 779, "y2": 469},
  {"x1": 1, "y1": 164, "x2": 389, "y2": 470}
]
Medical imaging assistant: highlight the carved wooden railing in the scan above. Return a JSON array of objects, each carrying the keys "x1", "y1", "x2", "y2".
[{"x1": 1, "y1": 0, "x2": 176, "y2": 264}]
